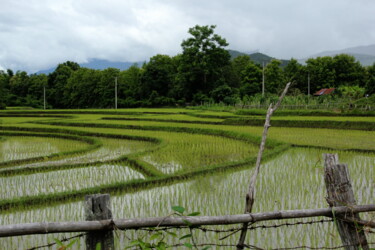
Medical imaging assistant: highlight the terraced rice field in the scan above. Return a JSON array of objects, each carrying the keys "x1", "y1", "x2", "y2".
[{"x1": 0, "y1": 108, "x2": 374, "y2": 249}]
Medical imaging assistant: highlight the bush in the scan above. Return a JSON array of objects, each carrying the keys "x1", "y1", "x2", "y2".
[
  {"x1": 119, "y1": 97, "x2": 142, "y2": 108},
  {"x1": 192, "y1": 92, "x2": 213, "y2": 105},
  {"x1": 354, "y1": 94, "x2": 375, "y2": 106}
]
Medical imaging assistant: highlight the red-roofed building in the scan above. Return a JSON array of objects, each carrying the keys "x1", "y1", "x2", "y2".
[{"x1": 313, "y1": 88, "x2": 335, "y2": 96}]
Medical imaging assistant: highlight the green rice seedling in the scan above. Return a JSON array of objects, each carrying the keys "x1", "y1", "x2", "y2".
[
  {"x1": 103, "y1": 113, "x2": 225, "y2": 123},
  {"x1": 6, "y1": 122, "x2": 257, "y2": 165},
  {"x1": 0, "y1": 148, "x2": 373, "y2": 249},
  {"x1": 0, "y1": 136, "x2": 88, "y2": 163},
  {"x1": 141, "y1": 133, "x2": 258, "y2": 174},
  {"x1": 271, "y1": 115, "x2": 375, "y2": 122},
  {"x1": 0, "y1": 108, "x2": 374, "y2": 248},
  {"x1": 37, "y1": 117, "x2": 375, "y2": 150},
  {"x1": 111, "y1": 148, "x2": 374, "y2": 248},
  {"x1": 0, "y1": 137, "x2": 155, "y2": 172},
  {"x1": 225, "y1": 116, "x2": 375, "y2": 131},
  {"x1": 0, "y1": 116, "x2": 61, "y2": 124},
  {"x1": 0, "y1": 163, "x2": 144, "y2": 200}
]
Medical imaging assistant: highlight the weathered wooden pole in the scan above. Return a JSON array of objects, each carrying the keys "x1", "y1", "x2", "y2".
[
  {"x1": 237, "y1": 82, "x2": 291, "y2": 250},
  {"x1": 324, "y1": 154, "x2": 369, "y2": 250},
  {"x1": 85, "y1": 194, "x2": 114, "y2": 250}
]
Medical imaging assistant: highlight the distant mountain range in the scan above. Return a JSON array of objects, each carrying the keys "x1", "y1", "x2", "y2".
[
  {"x1": 36, "y1": 44, "x2": 375, "y2": 74},
  {"x1": 37, "y1": 52, "x2": 290, "y2": 74},
  {"x1": 303, "y1": 44, "x2": 375, "y2": 66},
  {"x1": 230, "y1": 44, "x2": 375, "y2": 67},
  {"x1": 36, "y1": 58, "x2": 144, "y2": 74},
  {"x1": 228, "y1": 50, "x2": 290, "y2": 67}
]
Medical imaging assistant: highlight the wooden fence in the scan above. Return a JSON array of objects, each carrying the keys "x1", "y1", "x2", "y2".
[{"x1": 0, "y1": 154, "x2": 374, "y2": 249}]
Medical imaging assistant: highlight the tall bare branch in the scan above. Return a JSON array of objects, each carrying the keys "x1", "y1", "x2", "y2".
[{"x1": 237, "y1": 82, "x2": 291, "y2": 249}]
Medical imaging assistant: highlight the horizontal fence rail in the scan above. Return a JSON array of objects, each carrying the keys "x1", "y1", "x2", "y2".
[{"x1": 1, "y1": 204, "x2": 374, "y2": 238}]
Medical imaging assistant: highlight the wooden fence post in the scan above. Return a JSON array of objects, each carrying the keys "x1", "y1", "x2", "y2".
[
  {"x1": 324, "y1": 154, "x2": 369, "y2": 250},
  {"x1": 85, "y1": 194, "x2": 114, "y2": 250}
]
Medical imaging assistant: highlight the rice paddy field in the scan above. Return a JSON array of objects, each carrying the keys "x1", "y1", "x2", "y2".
[{"x1": 0, "y1": 108, "x2": 374, "y2": 249}]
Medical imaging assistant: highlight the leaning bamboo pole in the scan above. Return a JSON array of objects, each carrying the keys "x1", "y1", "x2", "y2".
[
  {"x1": 1, "y1": 204, "x2": 374, "y2": 237},
  {"x1": 237, "y1": 82, "x2": 291, "y2": 249}
]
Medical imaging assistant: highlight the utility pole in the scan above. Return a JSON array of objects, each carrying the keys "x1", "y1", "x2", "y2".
[
  {"x1": 43, "y1": 85, "x2": 46, "y2": 110},
  {"x1": 308, "y1": 72, "x2": 310, "y2": 96},
  {"x1": 262, "y1": 62, "x2": 265, "y2": 97},
  {"x1": 115, "y1": 77, "x2": 117, "y2": 110}
]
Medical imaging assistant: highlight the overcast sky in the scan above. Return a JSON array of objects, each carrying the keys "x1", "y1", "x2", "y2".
[{"x1": 1, "y1": 0, "x2": 374, "y2": 72}]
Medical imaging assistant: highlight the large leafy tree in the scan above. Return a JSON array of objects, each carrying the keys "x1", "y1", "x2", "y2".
[
  {"x1": 0, "y1": 70, "x2": 11, "y2": 108},
  {"x1": 306, "y1": 56, "x2": 335, "y2": 92},
  {"x1": 27, "y1": 74, "x2": 48, "y2": 107},
  {"x1": 95, "y1": 68, "x2": 120, "y2": 108},
  {"x1": 332, "y1": 54, "x2": 365, "y2": 87},
  {"x1": 140, "y1": 54, "x2": 176, "y2": 99},
  {"x1": 365, "y1": 63, "x2": 375, "y2": 95},
  {"x1": 231, "y1": 55, "x2": 253, "y2": 88},
  {"x1": 9, "y1": 71, "x2": 29, "y2": 98},
  {"x1": 65, "y1": 68, "x2": 101, "y2": 108},
  {"x1": 283, "y1": 58, "x2": 307, "y2": 94},
  {"x1": 48, "y1": 61, "x2": 80, "y2": 108},
  {"x1": 179, "y1": 25, "x2": 231, "y2": 100},
  {"x1": 118, "y1": 64, "x2": 142, "y2": 107},
  {"x1": 239, "y1": 61, "x2": 262, "y2": 97},
  {"x1": 264, "y1": 59, "x2": 284, "y2": 94}
]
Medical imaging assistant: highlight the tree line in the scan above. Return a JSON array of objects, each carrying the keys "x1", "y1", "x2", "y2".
[{"x1": 1, "y1": 25, "x2": 375, "y2": 109}]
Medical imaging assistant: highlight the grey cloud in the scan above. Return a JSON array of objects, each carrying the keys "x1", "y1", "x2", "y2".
[{"x1": 0, "y1": 0, "x2": 374, "y2": 72}]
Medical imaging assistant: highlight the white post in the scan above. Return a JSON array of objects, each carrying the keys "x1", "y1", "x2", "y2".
[
  {"x1": 115, "y1": 77, "x2": 117, "y2": 110},
  {"x1": 308, "y1": 72, "x2": 310, "y2": 96},
  {"x1": 262, "y1": 62, "x2": 265, "y2": 97},
  {"x1": 43, "y1": 85, "x2": 46, "y2": 110}
]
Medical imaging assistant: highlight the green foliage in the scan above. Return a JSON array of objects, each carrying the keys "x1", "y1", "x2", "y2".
[
  {"x1": 332, "y1": 54, "x2": 365, "y2": 87},
  {"x1": 365, "y1": 63, "x2": 375, "y2": 95},
  {"x1": 192, "y1": 92, "x2": 213, "y2": 105},
  {"x1": 96, "y1": 67, "x2": 120, "y2": 108},
  {"x1": 179, "y1": 25, "x2": 231, "y2": 100},
  {"x1": 118, "y1": 64, "x2": 142, "y2": 105},
  {"x1": 210, "y1": 84, "x2": 238, "y2": 104},
  {"x1": 65, "y1": 68, "x2": 100, "y2": 108},
  {"x1": 53, "y1": 238, "x2": 78, "y2": 250},
  {"x1": 284, "y1": 59, "x2": 308, "y2": 94},
  {"x1": 264, "y1": 59, "x2": 284, "y2": 93},
  {"x1": 337, "y1": 85, "x2": 365, "y2": 100},
  {"x1": 354, "y1": 94, "x2": 375, "y2": 106},
  {"x1": 240, "y1": 61, "x2": 262, "y2": 97},
  {"x1": 141, "y1": 55, "x2": 176, "y2": 100},
  {"x1": 0, "y1": 70, "x2": 10, "y2": 109},
  {"x1": 230, "y1": 55, "x2": 252, "y2": 88},
  {"x1": 306, "y1": 56, "x2": 335, "y2": 92},
  {"x1": 126, "y1": 206, "x2": 202, "y2": 249},
  {"x1": 48, "y1": 61, "x2": 80, "y2": 108}
]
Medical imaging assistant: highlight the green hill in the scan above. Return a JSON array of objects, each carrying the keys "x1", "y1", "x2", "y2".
[{"x1": 228, "y1": 49, "x2": 290, "y2": 67}]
